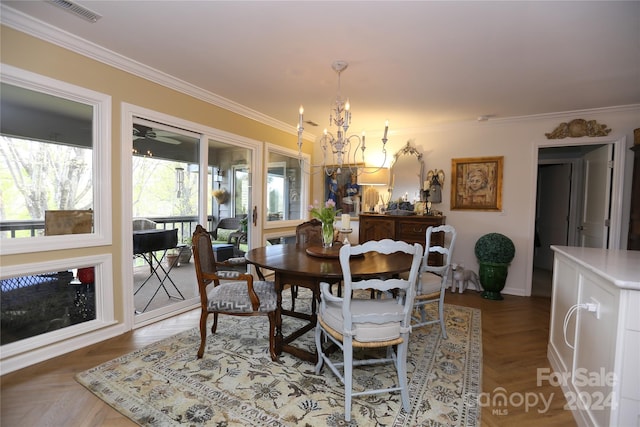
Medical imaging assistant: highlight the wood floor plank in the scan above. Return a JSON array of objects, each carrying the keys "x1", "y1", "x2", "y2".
[{"x1": 1, "y1": 292, "x2": 576, "y2": 426}]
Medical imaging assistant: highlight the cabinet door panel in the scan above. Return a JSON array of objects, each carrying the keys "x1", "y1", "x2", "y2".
[
  {"x1": 550, "y1": 255, "x2": 578, "y2": 373},
  {"x1": 360, "y1": 218, "x2": 395, "y2": 242}
]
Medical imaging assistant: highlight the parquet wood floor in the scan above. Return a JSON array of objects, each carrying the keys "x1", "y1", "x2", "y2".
[{"x1": 1, "y1": 292, "x2": 576, "y2": 427}]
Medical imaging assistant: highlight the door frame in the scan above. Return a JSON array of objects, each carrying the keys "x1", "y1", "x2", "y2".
[
  {"x1": 527, "y1": 134, "x2": 627, "y2": 296},
  {"x1": 121, "y1": 103, "x2": 263, "y2": 329}
]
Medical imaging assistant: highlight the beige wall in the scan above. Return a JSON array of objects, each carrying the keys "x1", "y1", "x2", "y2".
[
  {"x1": 0, "y1": 26, "x2": 306, "y2": 321},
  {"x1": 382, "y1": 109, "x2": 639, "y2": 296},
  {"x1": 2, "y1": 25, "x2": 639, "y2": 304}
]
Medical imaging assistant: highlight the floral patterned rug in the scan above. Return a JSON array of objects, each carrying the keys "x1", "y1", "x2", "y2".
[{"x1": 76, "y1": 291, "x2": 481, "y2": 426}]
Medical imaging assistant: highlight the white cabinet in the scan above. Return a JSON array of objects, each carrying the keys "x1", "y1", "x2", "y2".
[{"x1": 549, "y1": 246, "x2": 640, "y2": 427}]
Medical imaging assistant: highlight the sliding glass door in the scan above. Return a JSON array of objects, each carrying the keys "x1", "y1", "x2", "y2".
[
  {"x1": 131, "y1": 118, "x2": 200, "y2": 316},
  {"x1": 127, "y1": 111, "x2": 259, "y2": 325}
]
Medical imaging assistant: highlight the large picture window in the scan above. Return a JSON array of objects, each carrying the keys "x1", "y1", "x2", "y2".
[{"x1": 0, "y1": 65, "x2": 112, "y2": 254}]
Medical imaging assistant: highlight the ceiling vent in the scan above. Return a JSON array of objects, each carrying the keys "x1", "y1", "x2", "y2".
[{"x1": 47, "y1": 0, "x2": 102, "y2": 23}]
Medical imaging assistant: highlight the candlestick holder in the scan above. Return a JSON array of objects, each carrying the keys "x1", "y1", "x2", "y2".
[{"x1": 339, "y1": 228, "x2": 353, "y2": 245}]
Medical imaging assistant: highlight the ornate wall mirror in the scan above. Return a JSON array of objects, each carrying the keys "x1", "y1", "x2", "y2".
[{"x1": 389, "y1": 141, "x2": 424, "y2": 206}]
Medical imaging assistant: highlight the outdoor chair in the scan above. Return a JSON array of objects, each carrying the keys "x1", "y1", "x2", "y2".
[
  {"x1": 314, "y1": 239, "x2": 423, "y2": 421},
  {"x1": 411, "y1": 224, "x2": 457, "y2": 338},
  {"x1": 192, "y1": 224, "x2": 277, "y2": 361}
]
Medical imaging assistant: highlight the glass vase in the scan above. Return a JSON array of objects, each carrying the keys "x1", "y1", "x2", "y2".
[{"x1": 321, "y1": 221, "x2": 334, "y2": 248}]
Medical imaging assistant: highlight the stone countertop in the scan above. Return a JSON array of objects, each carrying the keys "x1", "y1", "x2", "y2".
[{"x1": 551, "y1": 245, "x2": 640, "y2": 290}]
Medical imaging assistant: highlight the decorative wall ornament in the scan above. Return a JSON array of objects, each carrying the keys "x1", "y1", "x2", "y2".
[{"x1": 545, "y1": 118, "x2": 611, "y2": 139}]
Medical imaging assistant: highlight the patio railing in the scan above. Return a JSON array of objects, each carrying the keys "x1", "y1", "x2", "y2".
[{"x1": 0, "y1": 216, "x2": 217, "y2": 242}]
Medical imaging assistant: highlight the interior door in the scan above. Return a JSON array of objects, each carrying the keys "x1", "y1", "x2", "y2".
[
  {"x1": 534, "y1": 163, "x2": 572, "y2": 270},
  {"x1": 579, "y1": 144, "x2": 613, "y2": 248}
]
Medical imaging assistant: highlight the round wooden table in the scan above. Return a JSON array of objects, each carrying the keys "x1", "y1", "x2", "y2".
[{"x1": 245, "y1": 242, "x2": 414, "y2": 362}]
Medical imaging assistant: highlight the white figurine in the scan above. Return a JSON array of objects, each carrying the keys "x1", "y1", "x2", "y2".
[{"x1": 451, "y1": 266, "x2": 481, "y2": 293}]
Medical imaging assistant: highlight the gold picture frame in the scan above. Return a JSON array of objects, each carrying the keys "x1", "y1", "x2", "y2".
[{"x1": 451, "y1": 156, "x2": 503, "y2": 211}]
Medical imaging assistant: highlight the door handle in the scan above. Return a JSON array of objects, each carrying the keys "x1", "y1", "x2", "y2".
[
  {"x1": 252, "y1": 206, "x2": 258, "y2": 226},
  {"x1": 577, "y1": 226, "x2": 584, "y2": 231}
]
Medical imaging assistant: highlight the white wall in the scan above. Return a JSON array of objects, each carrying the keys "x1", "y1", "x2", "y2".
[{"x1": 359, "y1": 106, "x2": 639, "y2": 296}]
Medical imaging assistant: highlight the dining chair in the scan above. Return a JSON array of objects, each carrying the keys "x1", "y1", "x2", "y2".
[
  {"x1": 192, "y1": 224, "x2": 278, "y2": 361},
  {"x1": 314, "y1": 239, "x2": 423, "y2": 421},
  {"x1": 290, "y1": 219, "x2": 340, "y2": 310},
  {"x1": 411, "y1": 224, "x2": 457, "y2": 338}
]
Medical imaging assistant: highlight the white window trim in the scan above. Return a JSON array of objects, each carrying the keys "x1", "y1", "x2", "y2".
[
  {"x1": 0, "y1": 254, "x2": 122, "y2": 374},
  {"x1": 0, "y1": 64, "x2": 112, "y2": 255},
  {"x1": 121, "y1": 103, "x2": 264, "y2": 328}
]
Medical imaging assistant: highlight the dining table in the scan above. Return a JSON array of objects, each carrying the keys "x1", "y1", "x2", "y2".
[{"x1": 244, "y1": 242, "x2": 415, "y2": 363}]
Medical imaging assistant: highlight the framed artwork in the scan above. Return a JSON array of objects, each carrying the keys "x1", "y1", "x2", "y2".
[
  {"x1": 451, "y1": 156, "x2": 503, "y2": 211},
  {"x1": 321, "y1": 164, "x2": 363, "y2": 217}
]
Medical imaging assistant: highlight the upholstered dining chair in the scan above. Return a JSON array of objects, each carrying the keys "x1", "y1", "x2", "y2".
[
  {"x1": 411, "y1": 224, "x2": 457, "y2": 338},
  {"x1": 314, "y1": 239, "x2": 423, "y2": 421},
  {"x1": 192, "y1": 224, "x2": 278, "y2": 361}
]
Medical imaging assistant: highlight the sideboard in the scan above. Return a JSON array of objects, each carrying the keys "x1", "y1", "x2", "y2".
[
  {"x1": 548, "y1": 246, "x2": 640, "y2": 427},
  {"x1": 358, "y1": 213, "x2": 446, "y2": 264}
]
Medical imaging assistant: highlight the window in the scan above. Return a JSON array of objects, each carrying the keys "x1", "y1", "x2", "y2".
[
  {"x1": 0, "y1": 65, "x2": 112, "y2": 255},
  {"x1": 0, "y1": 66, "x2": 113, "y2": 370},
  {"x1": 264, "y1": 143, "x2": 309, "y2": 228}
]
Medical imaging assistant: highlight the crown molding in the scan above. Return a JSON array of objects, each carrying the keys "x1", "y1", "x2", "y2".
[
  {"x1": 2, "y1": 5, "x2": 635, "y2": 142},
  {"x1": 1, "y1": 4, "x2": 304, "y2": 139}
]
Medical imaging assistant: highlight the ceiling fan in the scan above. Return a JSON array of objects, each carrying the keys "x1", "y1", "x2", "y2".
[{"x1": 133, "y1": 124, "x2": 181, "y2": 145}]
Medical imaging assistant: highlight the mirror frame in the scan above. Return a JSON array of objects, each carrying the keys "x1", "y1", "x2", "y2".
[{"x1": 389, "y1": 141, "x2": 424, "y2": 203}]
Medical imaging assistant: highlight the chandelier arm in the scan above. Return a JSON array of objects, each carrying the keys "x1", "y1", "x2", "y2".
[{"x1": 296, "y1": 60, "x2": 389, "y2": 178}]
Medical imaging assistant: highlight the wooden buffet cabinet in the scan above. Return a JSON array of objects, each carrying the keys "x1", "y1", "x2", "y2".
[{"x1": 358, "y1": 213, "x2": 446, "y2": 264}]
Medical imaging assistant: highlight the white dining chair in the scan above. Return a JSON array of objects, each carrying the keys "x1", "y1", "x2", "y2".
[
  {"x1": 412, "y1": 224, "x2": 457, "y2": 338},
  {"x1": 314, "y1": 239, "x2": 423, "y2": 421}
]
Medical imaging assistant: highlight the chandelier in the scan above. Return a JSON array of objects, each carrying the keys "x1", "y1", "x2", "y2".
[{"x1": 297, "y1": 60, "x2": 389, "y2": 175}]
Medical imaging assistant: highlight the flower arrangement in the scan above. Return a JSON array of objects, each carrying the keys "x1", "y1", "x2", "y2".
[
  {"x1": 309, "y1": 199, "x2": 341, "y2": 248},
  {"x1": 308, "y1": 199, "x2": 340, "y2": 223},
  {"x1": 474, "y1": 232, "x2": 515, "y2": 265}
]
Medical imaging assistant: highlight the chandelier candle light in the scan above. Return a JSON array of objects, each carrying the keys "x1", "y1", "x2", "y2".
[{"x1": 297, "y1": 60, "x2": 390, "y2": 175}]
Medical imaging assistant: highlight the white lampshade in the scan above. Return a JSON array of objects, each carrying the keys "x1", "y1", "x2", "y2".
[{"x1": 358, "y1": 167, "x2": 389, "y2": 186}]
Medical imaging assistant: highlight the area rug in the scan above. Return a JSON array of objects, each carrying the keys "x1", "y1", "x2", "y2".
[{"x1": 76, "y1": 291, "x2": 481, "y2": 426}]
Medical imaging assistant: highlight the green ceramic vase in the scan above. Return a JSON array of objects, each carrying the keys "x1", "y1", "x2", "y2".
[{"x1": 478, "y1": 262, "x2": 509, "y2": 300}]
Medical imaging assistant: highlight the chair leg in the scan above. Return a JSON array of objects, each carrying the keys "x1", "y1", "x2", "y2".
[
  {"x1": 197, "y1": 311, "x2": 208, "y2": 358},
  {"x1": 419, "y1": 305, "x2": 428, "y2": 323},
  {"x1": 439, "y1": 294, "x2": 447, "y2": 339},
  {"x1": 314, "y1": 322, "x2": 324, "y2": 374},
  {"x1": 343, "y1": 339, "x2": 354, "y2": 422},
  {"x1": 211, "y1": 312, "x2": 218, "y2": 334},
  {"x1": 397, "y1": 339, "x2": 411, "y2": 413}
]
